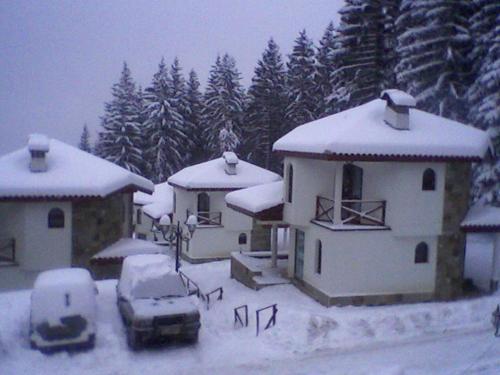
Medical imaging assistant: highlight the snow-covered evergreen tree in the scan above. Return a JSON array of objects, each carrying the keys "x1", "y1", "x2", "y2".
[
  {"x1": 396, "y1": 0, "x2": 473, "y2": 121},
  {"x1": 185, "y1": 69, "x2": 206, "y2": 165},
  {"x1": 244, "y1": 38, "x2": 287, "y2": 171},
  {"x1": 468, "y1": 0, "x2": 500, "y2": 205},
  {"x1": 144, "y1": 58, "x2": 187, "y2": 183},
  {"x1": 315, "y1": 22, "x2": 339, "y2": 117},
  {"x1": 202, "y1": 54, "x2": 245, "y2": 157},
  {"x1": 330, "y1": 0, "x2": 400, "y2": 111},
  {"x1": 218, "y1": 121, "x2": 239, "y2": 154},
  {"x1": 97, "y1": 62, "x2": 144, "y2": 175},
  {"x1": 79, "y1": 124, "x2": 92, "y2": 153},
  {"x1": 285, "y1": 30, "x2": 317, "y2": 130}
]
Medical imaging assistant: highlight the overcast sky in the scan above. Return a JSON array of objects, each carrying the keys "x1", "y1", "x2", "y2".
[{"x1": 0, "y1": 0, "x2": 343, "y2": 154}]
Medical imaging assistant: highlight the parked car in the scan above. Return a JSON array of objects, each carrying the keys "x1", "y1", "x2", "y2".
[
  {"x1": 30, "y1": 268, "x2": 97, "y2": 352},
  {"x1": 117, "y1": 254, "x2": 201, "y2": 350}
]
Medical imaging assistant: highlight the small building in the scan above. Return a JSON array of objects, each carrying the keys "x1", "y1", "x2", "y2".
[
  {"x1": 0, "y1": 134, "x2": 153, "y2": 290},
  {"x1": 133, "y1": 182, "x2": 173, "y2": 242},
  {"x1": 228, "y1": 90, "x2": 490, "y2": 306},
  {"x1": 167, "y1": 152, "x2": 281, "y2": 262},
  {"x1": 462, "y1": 204, "x2": 500, "y2": 293}
]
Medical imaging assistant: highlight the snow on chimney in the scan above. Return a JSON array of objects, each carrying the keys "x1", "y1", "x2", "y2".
[
  {"x1": 28, "y1": 134, "x2": 50, "y2": 173},
  {"x1": 380, "y1": 89, "x2": 416, "y2": 131},
  {"x1": 222, "y1": 151, "x2": 238, "y2": 175}
]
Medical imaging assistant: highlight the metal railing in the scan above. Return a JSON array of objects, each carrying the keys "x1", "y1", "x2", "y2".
[
  {"x1": 256, "y1": 304, "x2": 278, "y2": 336},
  {"x1": 234, "y1": 305, "x2": 249, "y2": 328},
  {"x1": 179, "y1": 271, "x2": 201, "y2": 297},
  {"x1": 0, "y1": 238, "x2": 16, "y2": 265},
  {"x1": 315, "y1": 196, "x2": 386, "y2": 226},
  {"x1": 187, "y1": 210, "x2": 222, "y2": 226},
  {"x1": 204, "y1": 287, "x2": 223, "y2": 310}
]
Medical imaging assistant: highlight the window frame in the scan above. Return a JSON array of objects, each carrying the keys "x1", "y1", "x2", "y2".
[
  {"x1": 287, "y1": 164, "x2": 293, "y2": 203},
  {"x1": 238, "y1": 233, "x2": 247, "y2": 245},
  {"x1": 48, "y1": 208, "x2": 65, "y2": 229},
  {"x1": 422, "y1": 168, "x2": 436, "y2": 191},
  {"x1": 414, "y1": 242, "x2": 429, "y2": 264},
  {"x1": 315, "y1": 239, "x2": 322, "y2": 274}
]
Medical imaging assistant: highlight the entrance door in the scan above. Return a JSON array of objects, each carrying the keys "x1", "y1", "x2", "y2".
[
  {"x1": 342, "y1": 164, "x2": 363, "y2": 221},
  {"x1": 294, "y1": 229, "x2": 305, "y2": 280}
]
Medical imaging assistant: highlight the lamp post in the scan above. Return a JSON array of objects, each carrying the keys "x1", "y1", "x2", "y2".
[{"x1": 158, "y1": 214, "x2": 198, "y2": 272}]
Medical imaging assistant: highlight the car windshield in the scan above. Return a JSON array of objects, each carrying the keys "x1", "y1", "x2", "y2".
[{"x1": 130, "y1": 274, "x2": 187, "y2": 300}]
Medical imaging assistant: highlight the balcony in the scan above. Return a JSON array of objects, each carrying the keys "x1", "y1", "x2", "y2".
[
  {"x1": 314, "y1": 196, "x2": 387, "y2": 229},
  {"x1": 187, "y1": 210, "x2": 222, "y2": 227},
  {"x1": 0, "y1": 238, "x2": 17, "y2": 266}
]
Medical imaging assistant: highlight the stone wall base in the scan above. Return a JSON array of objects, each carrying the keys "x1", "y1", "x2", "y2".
[
  {"x1": 181, "y1": 252, "x2": 230, "y2": 264},
  {"x1": 293, "y1": 278, "x2": 434, "y2": 307}
]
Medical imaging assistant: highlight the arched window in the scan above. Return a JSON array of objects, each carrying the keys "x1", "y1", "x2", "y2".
[
  {"x1": 197, "y1": 192, "x2": 210, "y2": 213},
  {"x1": 422, "y1": 169, "x2": 436, "y2": 191},
  {"x1": 48, "y1": 208, "x2": 65, "y2": 228},
  {"x1": 287, "y1": 164, "x2": 293, "y2": 203},
  {"x1": 136, "y1": 208, "x2": 142, "y2": 225},
  {"x1": 415, "y1": 242, "x2": 429, "y2": 263},
  {"x1": 238, "y1": 233, "x2": 247, "y2": 245},
  {"x1": 316, "y1": 240, "x2": 322, "y2": 274}
]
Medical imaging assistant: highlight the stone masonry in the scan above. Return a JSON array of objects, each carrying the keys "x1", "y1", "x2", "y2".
[
  {"x1": 435, "y1": 162, "x2": 471, "y2": 300},
  {"x1": 72, "y1": 193, "x2": 129, "y2": 268}
]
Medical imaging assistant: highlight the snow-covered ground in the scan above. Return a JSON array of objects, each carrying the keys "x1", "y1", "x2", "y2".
[{"x1": 1, "y1": 257, "x2": 499, "y2": 375}]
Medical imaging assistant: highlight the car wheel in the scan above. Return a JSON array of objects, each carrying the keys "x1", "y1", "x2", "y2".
[{"x1": 127, "y1": 328, "x2": 142, "y2": 351}]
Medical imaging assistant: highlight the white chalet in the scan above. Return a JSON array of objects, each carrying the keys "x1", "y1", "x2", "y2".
[
  {"x1": 227, "y1": 90, "x2": 490, "y2": 306},
  {"x1": 0, "y1": 135, "x2": 153, "y2": 290},
  {"x1": 168, "y1": 152, "x2": 281, "y2": 262}
]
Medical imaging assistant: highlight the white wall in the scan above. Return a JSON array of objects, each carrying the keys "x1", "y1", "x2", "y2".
[
  {"x1": 173, "y1": 188, "x2": 253, "y2": 259},
  {"x1": 132, "y1": 204, "x2": 156, "y2": 241},
  {"x1": 23, "y1": 202, "x2": 72, "y2": 271},
  {"x1": 464, "y1": 233, "x2": 497, "y2": 292}
]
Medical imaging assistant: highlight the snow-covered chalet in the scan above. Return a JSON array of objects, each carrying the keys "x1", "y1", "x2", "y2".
[
  {"x1": 167, "y1": 152, "x2": 281, "y2": 262},
  {"x1": 0, "y1": 134, "x2": 153, "y2": 290},
  {"x1": 227, "y1": 90, "x2": 491, "y2": 306}
]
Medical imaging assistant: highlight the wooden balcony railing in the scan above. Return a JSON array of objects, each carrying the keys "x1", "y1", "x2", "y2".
[
  {"x1": 187, "y1": 210, "x2": 222, "y2": 226},
  {"x1": 0, "y1": 238, "x2": 16, "y2": 265},
  {"x1": 315, "y1": 196, "x2": 386, "y2": 226}
]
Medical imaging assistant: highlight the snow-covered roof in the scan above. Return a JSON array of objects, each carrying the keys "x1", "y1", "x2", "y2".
[
  {"x1": 133, "y1": 182, "x2": 173, "y2": 219},
  {"x1": 226, "y1": 181, "x2": 283, "y2": 214},
  {"x1": 0, "y1": 136, "x2": 153, "y2": 199},
  {"x1": 380, "y1": 89, "x2": 416, "y2": 107},
  {"x1": 461, "y1": 204, "x2": 500, "y2": 232},
  {"x1": 168, "y1": 157, "x2": 281, "y2": 190},
  {"x1": 91, "y1": 238, "x2": 165, "y2": 261},
  {"x1": 273, "y1": 99, "x2": 490, "y2": 161}
]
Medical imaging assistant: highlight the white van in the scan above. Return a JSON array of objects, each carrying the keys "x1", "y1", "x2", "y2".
[{"x1": 30, "y1": 268, "x2": 97, "y2": 352}]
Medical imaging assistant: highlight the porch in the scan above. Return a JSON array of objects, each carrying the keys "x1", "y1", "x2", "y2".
[{"x1": 230, "y1": 251, "x2": 289, "y2": 290}]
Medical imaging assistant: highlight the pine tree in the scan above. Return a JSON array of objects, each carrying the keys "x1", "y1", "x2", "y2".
[
  {"x1": 329, "y1": 0, "x2": 400, "y2": 111},
  {"x1": 185, "y1": 70, "x2": 206, "y2": 165},
  {"x1": 97, "y1": 62, "x2": 144, "y2": 175},
  {"x1": 244, "y1": 38, "x2": 288, "y2": 171},
  {"x1": 286, "y1": 30, "x2": 317, "y2": 130},
  {"x1": 468, "y1": 0, "x2": 500, "y2": 205},
  {"x1": 144, "y1": 58, "x2": 187, "y2": 183},
  {"x1": 79, "y1": 124, "x2": 92, "y2": 153},
  {"x1": 202, "y1": 54, "x2": 245, "y2": 157},
  {"x1": 315, "y1": 22, "x2": 338, "y2": 117},
  {"x1": 395, "y1": 0, "x2": 473, "y2": 121}
]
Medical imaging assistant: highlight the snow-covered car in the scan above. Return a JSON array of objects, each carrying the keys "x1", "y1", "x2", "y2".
[
  {"x1": 117, "y1": 254, "x2": 201, "y2": 349},
  {"x1": 30, "y1": 268, "x2": 97, "y2": 352}
]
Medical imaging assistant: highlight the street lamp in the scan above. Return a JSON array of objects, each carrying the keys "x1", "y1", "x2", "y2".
[{"x1": 158, "y1": 214, "x2": 198, "y2": 272}]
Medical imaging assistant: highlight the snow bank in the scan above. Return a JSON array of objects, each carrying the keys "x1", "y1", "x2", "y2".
[
  {"x1": 0, "y1": 138, "x2": 153, "y2": 198},
  {"x1": 168, "y1": 157, "x2": 281, "y2": 190},
  {"x1": 91, "y1": 238, "x2": 164, "y2": 261},
  {"x1": 462, "y1": 204, "x2": 500, "y2": 230},
  {"x1": 273, "y1": 99, "x2": 490, "y2": 159},
  {"x1": 225, "y1": 181, "x2": 283, "y2": 213}
]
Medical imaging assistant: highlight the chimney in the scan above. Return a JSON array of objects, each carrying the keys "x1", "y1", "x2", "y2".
[
  {"x1": 380, "y1": 89, "x2": 416, "y2": 130},
  {"x1": 222, "y1": 151, "x2": 238, "y2": 175},
  {"x1": 28, "y1": 134, "x2": 50, "y2": 173}
]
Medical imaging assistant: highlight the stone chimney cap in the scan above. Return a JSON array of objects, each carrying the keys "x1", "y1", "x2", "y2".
[
  {"x1": 222, "y1": 151, "x2": 238, "y2": 165},
  {"x1": 380, "y1": 89, "x2": 416, "y2": 108},
  {"x1": 28, "y1": 134, "x2": 50, "y2": 153}
]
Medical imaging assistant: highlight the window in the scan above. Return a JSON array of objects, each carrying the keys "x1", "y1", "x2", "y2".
[
  {"x1": 238, "y1": 233, "x2": 247, "y2": 245},
  {"x1": 287, "y1": 164, "x2": 293, "y2": 203},
  {"x1": 197, "y1": 192, "x2": 210, "y2": 213},
  {"x1": 136, "y1": 208, "x2": 142, "y2": 225},
  {"x1": 137, "y1": 233, "x2": 147, "y2": 240},
  {"x1": 315, "y1": 240, "x2": 322, "y2": 274},
  {"x1": 48, "y1": 208, "x2": 65, "y2": 228},
  {"x1": 422, "y1": 169, "x2": 436, "y2": 191},
  {"x1": 173, "y1": 191, "x2": 176, "y2": 213},
  {"x1": 415, "y1": 242, "x2": 429, "y2": 263}
]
